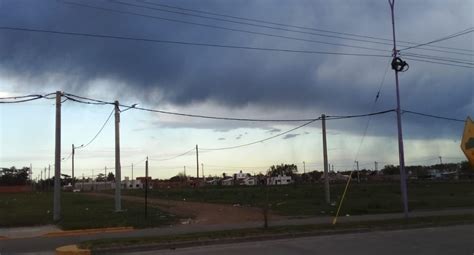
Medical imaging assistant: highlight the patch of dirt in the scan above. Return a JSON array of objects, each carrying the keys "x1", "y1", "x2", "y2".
[{"x1": 87, "y1": 193, "x2": 283, "y2": 225}]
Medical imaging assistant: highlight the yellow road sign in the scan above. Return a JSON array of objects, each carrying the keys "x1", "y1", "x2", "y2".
[{"x1": 461, "y1": 116, "x2": 474, "y2": 167}]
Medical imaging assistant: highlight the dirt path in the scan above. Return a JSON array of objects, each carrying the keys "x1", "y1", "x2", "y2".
[{"x1": 87, "y1": 193, "x2": 284, "y2": 225}]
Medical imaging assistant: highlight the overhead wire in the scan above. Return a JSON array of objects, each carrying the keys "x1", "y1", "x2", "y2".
[
  {"x1": 108, "y1": 0, "x2": 473, "y2": 57},
  {"x1": 0, "y1": 26, "x2": 390, "y2": 58},
  {"x1": 76, "y1": 108, "x2": 115, "y2": 150},
  {"x1": 402, "y1": 110, "x2": 465, "y2": 122},
  {"x1": 137, "y1": 0, "x2": 473, "y2": 54},
  {"x1": 61, "y1": 0, "x2": 391, "y2": 54},
  {"x1": 399, "y1": 27, "x2": 474, "y2": 51}
]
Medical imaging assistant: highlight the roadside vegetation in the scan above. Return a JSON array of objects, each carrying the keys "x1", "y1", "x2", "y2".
[
  {"x1": 80, "y1": 214, "x2": 474, "y2": 251},
  {"x1": 122, "y1": 181, "x2": 474, "y2": 216},
  {"x1": 0, "y1": 192, "x2": 176, "y2": 229}
]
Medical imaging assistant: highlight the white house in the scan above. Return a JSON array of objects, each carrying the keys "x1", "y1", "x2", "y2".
[
  {"x1": 222, "y1": 177, "x2": 234, "y2": 186},
  {"x1": 267, "y1": 175, "x2": 293, "y2": 185},
  {"x1": 121, "y1": 177, "x2": 144, "y2": 189},
  {"x1": 242, "y1": 177, "x2": 257, "y2": 186}
]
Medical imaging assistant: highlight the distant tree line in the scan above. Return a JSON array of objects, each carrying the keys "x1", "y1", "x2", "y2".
[{"x1": 0, "y1": 167, "x2": 30, "y2": 186}]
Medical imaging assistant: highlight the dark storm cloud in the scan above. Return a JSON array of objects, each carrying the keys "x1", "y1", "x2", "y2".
[
  {"x1": 282, "y1": 133, "x2": 300, "y2": 139},
  {"x1": 0, "y1": 0, "x2": 472, "y2": 139}
]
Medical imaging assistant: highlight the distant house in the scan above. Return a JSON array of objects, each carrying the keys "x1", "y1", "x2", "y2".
[
  {"x1": 222, "y1": 177, "x2": 234, "y2": 186},
  {"x1": 242, "y1": 177, "x2": 257, "y2": 186},
  {"x1": 122, "y1": 177, "x2": 145, "y2": 189},
  {"x1": 267, "y1": 175, "x2": 293, "y2": 185}
]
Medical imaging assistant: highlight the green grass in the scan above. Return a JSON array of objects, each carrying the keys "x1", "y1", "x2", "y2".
[
  {"x1": 0, "y1": 192, "x2": 177, "y2": 230},
  {"x1": 123, "y1": 181, "x2": 474, "y2": 216},
  {"x1": 80, "y1": 214, "x2": 474, "y2": 250}
]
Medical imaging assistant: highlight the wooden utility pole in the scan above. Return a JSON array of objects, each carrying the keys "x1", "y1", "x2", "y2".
[
  {"x1": 389, "y1": 0, "x2": 408, "y2": 218},
  {"x1": 114, "y1": 100, "x2": 122, "y2": 211},
  {"x1": 196, "y1": 145, "x2": 199, "y2": 179},
  {"x1": 322, "y1": 114, "x2": 330, "y2": 204},
  {"x1": 53, "y1": 91, "x2": 62, "y2": 222}
]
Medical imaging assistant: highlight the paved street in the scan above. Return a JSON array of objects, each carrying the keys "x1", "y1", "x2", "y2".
[
  {"x1": 1, "y1": 208, "x2": 474, "y2": 254},
  {"x1": 132, "y1": 224, "x2": 474, "y2": 255}
]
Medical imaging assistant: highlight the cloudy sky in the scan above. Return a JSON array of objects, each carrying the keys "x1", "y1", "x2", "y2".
[{"x1": 0, "y1": 0, "x2": 472, "y2": 179}]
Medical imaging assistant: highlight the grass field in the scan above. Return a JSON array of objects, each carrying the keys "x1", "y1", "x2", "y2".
[
  {"x1": 123, "y1": 181, "x2": 474, "y2": 216},
  {"x1": 0, "y1": 192, "x2": 176, "y2": 229}
]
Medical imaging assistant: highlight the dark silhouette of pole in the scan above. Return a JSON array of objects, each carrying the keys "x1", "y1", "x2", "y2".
[
  {"x1": 114, "y1": 100, "x2": 122, "y2": 211},
  {"x1": 322, "y1": 114, "x2": 330, "y2": 204},
  {"x1": 196, "y1": 144, "x2": 199, "y2": 179},
  {"x1": 145, "y1": 157, "x2": 148, "y2": 218},
  {"x1": 355, "y1": 161, "x2": 360, "y2": 183},
  {"x1": 53, "y1": 91, "x2": 62, "y2": 222},
  {"x1": 389, "y1": 0, "x2": 409, "y2": 218},
  {"x1": 71, "y1": 144, "x2": 75, "y2": 187}
]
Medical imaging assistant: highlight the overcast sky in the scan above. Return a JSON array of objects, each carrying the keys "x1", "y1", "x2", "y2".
[{"x1": 0, "y1": 0, "x2": 472, "y2": 179}]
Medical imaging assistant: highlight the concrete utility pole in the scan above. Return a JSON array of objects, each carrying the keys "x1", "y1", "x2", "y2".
[
  {"x1": 322, "y1": 114, "x2": 330, "y2": 204},
  {"x1": 374, "y1": 161, "x2": 378, "y2": 171},
  {"x1": 53, "y1": 91, "x2": 62, "y2": 222},
  {"x1": 196, "y1": 144, "x2": 199, "y2": 179},
  {"x1": 355, "y1": 161, "x2": 360, "y2": 183},
  {"x1": 303, "y1": 161, "x2": 306, "y2": 174},
  {"x1": 72, "y1": 144, "x2": 75, "y2": 186},
  {"x1": 114, "y1": 100, "x2": 122, "y2": 211},
  {"x1": 184, "y1": 166, "x2": 186, "y2": 178},
  {"x1": 202, "y1": 163, "x2": 205, "y2": 182},
  {"x1": 131, "y1": 164, "x2": 134, "y2": 180},
  {"x1": 145, "y1": 157, "x2": 148, "y2": 218},
  {"x1": 389, "y1": 0, "x2": 409, "y2": 218},
  {"x1": 104, "y1": 166, "x2": 107, "y2": 190}
]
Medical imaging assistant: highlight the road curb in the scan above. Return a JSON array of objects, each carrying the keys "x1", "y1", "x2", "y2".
[
  {"x1": 0, "y1": 235, "x2": 8, "y2": 240},
  {"x1": 56, "y1": 245, "x2": 91, "y2": 255},
  {"x1": 44, "y1": 227, "x2": 134, "y2": 237}
]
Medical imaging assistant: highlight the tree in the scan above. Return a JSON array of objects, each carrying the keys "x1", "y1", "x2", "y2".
[
  {"x1": 107, "y1": 172, "x2": 115, "y2": 181},
  {"x1": 0, "y1": 167, "x2": 29, "y2": 185},
  {"x1": 267, "y1": 164, "x2": 298, "y2": 177}
]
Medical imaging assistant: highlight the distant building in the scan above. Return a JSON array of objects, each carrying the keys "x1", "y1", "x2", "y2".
[{"x1": 267, "y1": 175, "x2": 293, "y2": 185}]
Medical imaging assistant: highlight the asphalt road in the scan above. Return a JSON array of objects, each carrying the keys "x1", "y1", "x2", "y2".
[
  {"x1": 130, "y1": 224, "x2": 474, "y2": 255},
  {"x1": 2, "y1": 208, "x2": 474, "y2": 254}
]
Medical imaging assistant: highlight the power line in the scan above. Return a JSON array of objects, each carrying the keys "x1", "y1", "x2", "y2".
[
  {"x1": 400, "y1": 27, "x2": 474, "y2": 51},
  {"x1": 64, "y1": 93, "x2": 321, "y2": 122},
  {"x1": 400, "y1": 52, "x2": 474, "y2": 66},
  {"x1": 61, "y1": 0, "x2": 390, "y2": 54},
  {"x1": 326, "y1": 109, "x2": 396, "y2": 120},
  {"x1": 0, "y1": 94, "x2": 50, "y2": 104},
  {"x1": 403, "y1": 57, "x2": 474, "y2": 69},
  {"x1": 402, "y1": 110, "x2": 465, "y2": 122},
  {"x1": 0, "y1": 26, "x2": 390, "y2": 58},
  {"x1": 76, "y1": 108, "x2": 115, "y2": 150},
  {"x1": 114, "y1": 0, "x2": 473, "y2": 56},
  {"x1": 149, "y1": 148, "x2": 196, "y2": 162},
  {"x1": 200, "y1": 118, "x2": 320, "y2": 151}
]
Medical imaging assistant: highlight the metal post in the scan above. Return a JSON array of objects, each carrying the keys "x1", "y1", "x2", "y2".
[
  {"x1": 356, "y1": 161, "x2": 360, "y2": 183},
  {"x1": 71, "y1": 144, "x2": 75, "y2": 187},
  {"x1": 114, "y1": 101, "x2": 122, "y2": 211},
  {"x1": 53, "y1": 91, "x2": 62, "y2": 222},
  {"x1": 389, "y1": 0, "x2": 409, "y2": 218},
  {"x1": 145, "y1": 157, "x2": 148, "y2": 218},
  {"x1": 196, "y1": 144, "x2": 199, "y2": 179},
  {"x1": 439, "y1": 156, "x2": 443, "y2": 165},
  {"x1": 322, "y1": 114, "x2": 330, "y2": 204}
]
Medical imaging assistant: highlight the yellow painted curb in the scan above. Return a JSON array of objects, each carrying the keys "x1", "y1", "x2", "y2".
[
  {"x1": 56, "y1": 245, "x2": 91, "y2": 255},
  {"x1": 44, "y1": 227, "x2": 134, "y2": 237}
]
